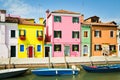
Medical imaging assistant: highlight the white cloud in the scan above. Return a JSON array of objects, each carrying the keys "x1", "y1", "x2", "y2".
[{"x1": 1, "y1": 0, "x2": 45, "y2": 23}]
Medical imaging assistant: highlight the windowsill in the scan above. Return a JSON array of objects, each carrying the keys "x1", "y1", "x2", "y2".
[{"x1": 54, "y1": 37, "x2": 61, "y2": 39}]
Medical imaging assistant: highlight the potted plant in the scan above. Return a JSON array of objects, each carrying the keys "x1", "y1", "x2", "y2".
[{"x1": 110, "y1": 50, "x2": 116, "y2": 56}]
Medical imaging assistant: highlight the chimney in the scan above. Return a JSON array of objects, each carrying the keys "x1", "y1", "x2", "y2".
[
  {"x1": 39, "y1": 18, "x2": 44, "y2": 25},
  {"x1": 46, "y1": 9, "x2": 50, "y2": 18},
  {"x1": 80, "y1": 14, "x2": 84, "y2": 23},
  {"x1": 0, "y1": 10, "x2": 6, "y2": 22}
]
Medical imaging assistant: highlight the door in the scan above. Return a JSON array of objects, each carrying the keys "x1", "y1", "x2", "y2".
[
  {"x1": 45, "y1": 47, "x2": 50, "y2": 57},
  {"x1": 10, "y1": 46, "x2": 16, "y2": 57},
  {"x1": 28, "y1": 46, "x2": 34, "y2": 58},
  {"x1": 64, "y1": 46, "x2": 70, "y2": 56},
  {"x1": 83, "y1": 45, "x2": 88, "y2": 56}
]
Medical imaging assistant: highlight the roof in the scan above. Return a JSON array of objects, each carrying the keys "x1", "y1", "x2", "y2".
[
  {"x1": 51, "y1": 9, "x2": 80, "y2": 15},
  {"x1": 85, "y1": 16, "x2": 99, "y2": 21},
  {"x1": 82, "y1": 22, "x2": 117, "y2": 27}
]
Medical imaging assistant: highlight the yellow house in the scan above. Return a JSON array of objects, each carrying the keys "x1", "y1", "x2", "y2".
[{"x1": 18, "y1": 18, "x2": 44, "y2": 58}]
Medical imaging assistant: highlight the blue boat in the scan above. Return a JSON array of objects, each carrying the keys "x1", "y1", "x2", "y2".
[
  {"x1": 81, "y1": 64, "x2": 120, "y2": 73},
  {"x1": 31, "y1": 68, "x2": 79, "y2": 76}
]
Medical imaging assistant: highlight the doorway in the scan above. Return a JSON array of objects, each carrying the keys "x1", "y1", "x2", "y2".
[
  {"x1": 45, "y1": 47, "x2": 50, "y2": 57},
  {"x1": 64, "y1": 46, "x2": 70, "y2": 56},
  {"x1": 10, "y1": 46, "x2": 16, "y2": 57},
  {"x1": 28, "y1": 46, "x2": 34, "y2": 58}
]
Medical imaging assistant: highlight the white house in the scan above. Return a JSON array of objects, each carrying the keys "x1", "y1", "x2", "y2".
[{"x1": 0, "y1": 10, "x2": 19, "y2": 58}]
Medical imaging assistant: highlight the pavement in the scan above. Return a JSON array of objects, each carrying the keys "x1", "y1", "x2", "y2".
[{"x1": 0, "y1": 56, "x2": 120, "y2": 65}]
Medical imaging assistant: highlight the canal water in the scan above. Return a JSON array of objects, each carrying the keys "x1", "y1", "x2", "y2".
[{"x1": 4, "y1": 70, "x2": 120, "y2": 80}]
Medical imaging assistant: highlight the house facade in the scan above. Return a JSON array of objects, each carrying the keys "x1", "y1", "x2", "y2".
[
  {"x1": 84, "y1": 16, "x2": 118, "y2": 56},
  {"x1": 46, "y1": 10, "x2": 81, "y2": 57},
  {"x1": 117, "y1": 26, "x2": 120, "y2": 57},
  {"x1": 81, "y1": 24, "x2": 91, "y2": 56},
  {"x1": 18, "y1": 18, "x2": 44, "y2": 58}
]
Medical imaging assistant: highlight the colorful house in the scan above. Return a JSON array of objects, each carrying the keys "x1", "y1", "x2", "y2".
[
  {"x1": 117, "y1": 25, "x2": 120, "y2": 57},
  {"x1": 18, "y1": 18, "x2": 44, "y2": 58},
  {"x1": 84, "y1": 16, "x2": 118, "y2": 56},
  {"x1": 0, "y1": 10, "x2": 8, "y2": 58},
  {"x1": 0, "y1": 10, "x2": 19, "y2": 58},
  {"x1": 81, "y1": 23, "x2": 91, "y2": 56},
  {"x1": 45, "y1": 9, "x2": 81, "y2": 57}
]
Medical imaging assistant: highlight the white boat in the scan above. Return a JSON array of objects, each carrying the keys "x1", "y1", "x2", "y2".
[{"x1": 0, "y1": 68, "x2": 28, "y2": 79}]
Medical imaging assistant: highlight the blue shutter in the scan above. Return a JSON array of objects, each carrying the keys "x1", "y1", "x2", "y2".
[
  {"x1": 37, "y1": 45, "x2": 41, "y2": 52},
  {"x1": 20, "y1": 45, "x2": 24, "y2": 52}
]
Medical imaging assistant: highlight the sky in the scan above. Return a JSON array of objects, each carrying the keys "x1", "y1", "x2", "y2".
[{"x1": 0, "y1": 0, "x2": 120, "y2": 24}]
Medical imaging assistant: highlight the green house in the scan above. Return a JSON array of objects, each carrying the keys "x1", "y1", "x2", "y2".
[{"x1": 81, "y1": 24, "x2": 91, "y2": 56}]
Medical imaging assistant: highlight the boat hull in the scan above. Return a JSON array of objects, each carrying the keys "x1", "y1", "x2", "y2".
[
  {"x1": 81, "y1": 65, "x2": 120, "y2": 73},
  {"x1": 0, "y1": 68, "x2": 28, "y2": 79},
  {"x1": 32, "y1": 68, "x2": 79, "y2": 76}
]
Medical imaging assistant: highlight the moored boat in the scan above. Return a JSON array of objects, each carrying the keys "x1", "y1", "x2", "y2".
[
  {"x1": 0, "y1": 68, "x2": 28, "y2": 79},
  {"x1": 31, "y1": 68, "x2": 79, "y2": 76},
  {"x1": 81, "y1": 64, "x2": 120, "y2": 73}
]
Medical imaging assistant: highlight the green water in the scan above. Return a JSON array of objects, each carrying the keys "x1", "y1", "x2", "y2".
[{"x1": 4, "y1": 70, "x2": 120, "y2": 80}]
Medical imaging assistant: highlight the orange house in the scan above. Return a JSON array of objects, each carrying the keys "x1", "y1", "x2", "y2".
[{"x1": 84, "y1": 16, "x2": 118, "y2": 56}]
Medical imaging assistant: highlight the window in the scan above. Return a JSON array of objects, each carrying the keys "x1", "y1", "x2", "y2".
[
  {"x1": 94, "y1": 30, "x2": 101, "y2": 37},
  {"x1": 20, "y1": 45, "x2": 24, "y2": 52},
  {"x1": 110, "y1": 31, "x2": 114, "y2": 37},
  {"x1": 54, "y1": 31, "x2": 61, "y2": 38},
  {"x1": 11, "y1": 30, "x2": 15, "y2": 38},
  {"x1": 37, "y1": 45, "x2": 41, "y2": 52},
  {"x1": 109, "y1": 45, "x2": 116, "y2": 51},
  {"x1": 54, "y1": 16, "x2": 61, "y2": 22},
  {"x1": 72, "y1": 31, "x2": 79, "y2": 38},
  {"x1": 19, "y1": 30, "x2": 26, "y2": 36},
  {"x1": 72, "y1": 45, "x2": 79, "y2": 51},
  {"x1": 119, "y1": 32, "x2": 120, "y2": 38},
  {"x1": 37, "y1": 30, "x2": 43, "y2": 37},
  {"x1": 94, "y1": 45, "x2": 101, "y2": 51},
  {"x1": 54, "y1": 44, "x2": 61, "y2": 51},
  {"x1": 83, "y1": 45, "x2": 88, "y2": 54},
  {"x1": 72, "y1": 17, "x2": 79, "y2": 23},
  {"x1": 84, "y1": 31, "x2": 88, "y2": 37}
]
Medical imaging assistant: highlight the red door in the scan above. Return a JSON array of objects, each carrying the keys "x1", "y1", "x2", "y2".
[{"x1": 28, "y1": 46, "x2": 33, "y2": 58}]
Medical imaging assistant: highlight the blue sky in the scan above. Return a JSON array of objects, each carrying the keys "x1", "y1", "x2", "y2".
[{"x1": 0, "y1": 0, "x2": 120, "y2": 24}]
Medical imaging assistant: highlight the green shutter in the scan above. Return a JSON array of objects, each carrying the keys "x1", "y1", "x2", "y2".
[
  {"x1": 24, "y1": 30, "x2": 26, "y2": 36},
  {"x1": 19, "y1": 30, "x2": 21, "y2": 36}
]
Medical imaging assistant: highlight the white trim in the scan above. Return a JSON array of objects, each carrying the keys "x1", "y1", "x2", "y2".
[{"x1": 52, "y1": 13, "x2": 81, "y2": 17}]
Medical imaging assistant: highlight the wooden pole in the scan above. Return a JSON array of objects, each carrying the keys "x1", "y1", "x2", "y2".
[
  {"x1": 48, "y1": 52, "x2": 51, "y2": 68},
  {"x1": 89, "y1": 57, "x2": 93, "y2": 66},
  {"x1": 64, "y1": 54, "x2": 68, "y2": 68}
]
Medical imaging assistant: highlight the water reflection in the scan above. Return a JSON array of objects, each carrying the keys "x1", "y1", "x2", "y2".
[{"x1": 5, "y1": 70, "x2": 120, "y2": 80}]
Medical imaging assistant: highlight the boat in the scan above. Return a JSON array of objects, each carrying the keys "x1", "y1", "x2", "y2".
[
  {"x1": 31, "y1": 68, "x2": 79, "y2": 76},
  {"x1": 0, "y1": 68, "x2": 28, "y2": 79},
  {"x1": 81, "y1": 64, "x2": 120, "y2": 73}
]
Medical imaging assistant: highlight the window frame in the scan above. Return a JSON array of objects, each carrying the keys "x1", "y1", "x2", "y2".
[
  {"x1": 84, "y1": 31, "x2": 88, "y2": 38},
  {"x1": 94, "y1": 44, "x2": 101, "y2": 51},
  {"x1": 54, "y1": 16, "x2": 61, "y2": 22},
  {"x1": 72, "y1": 17, "x2": 79, "y2": 23},
  {"x1": 54, "y1": 30, "x2": 62, "y2": 38},
  {"x1": 72, "y1": 31, "x2": 79, "y2": 39},
  {"x1": 37, "y1": 45, "x2": 41, "y2": 52},
  {"x1": 11, "y1": 30, "x2": 16, "y2": 38},
  {"x1": 20, "y1": 45, "x2": 24, "y2": 52},
  {"x1": 110, "y1": 30, "x2": 114, "y2": 38},
  {"x1": 94, "y1": 30, "x2": 101, "y2": 38},
  {"x1": 54, "y1": 44, "x2": 61, "y2": 51},
  {"x1": 72, "y1": 45, "x2": 79, "y2": 52}
]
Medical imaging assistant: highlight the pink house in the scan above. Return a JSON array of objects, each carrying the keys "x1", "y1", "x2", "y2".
[{"x1": 45, "y1": 10, "x2": 81, "y2": 57}]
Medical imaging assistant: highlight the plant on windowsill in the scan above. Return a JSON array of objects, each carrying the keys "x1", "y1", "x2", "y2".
[{"x1": 110, "y1": 50, "x2": 116, "y2": 56}]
